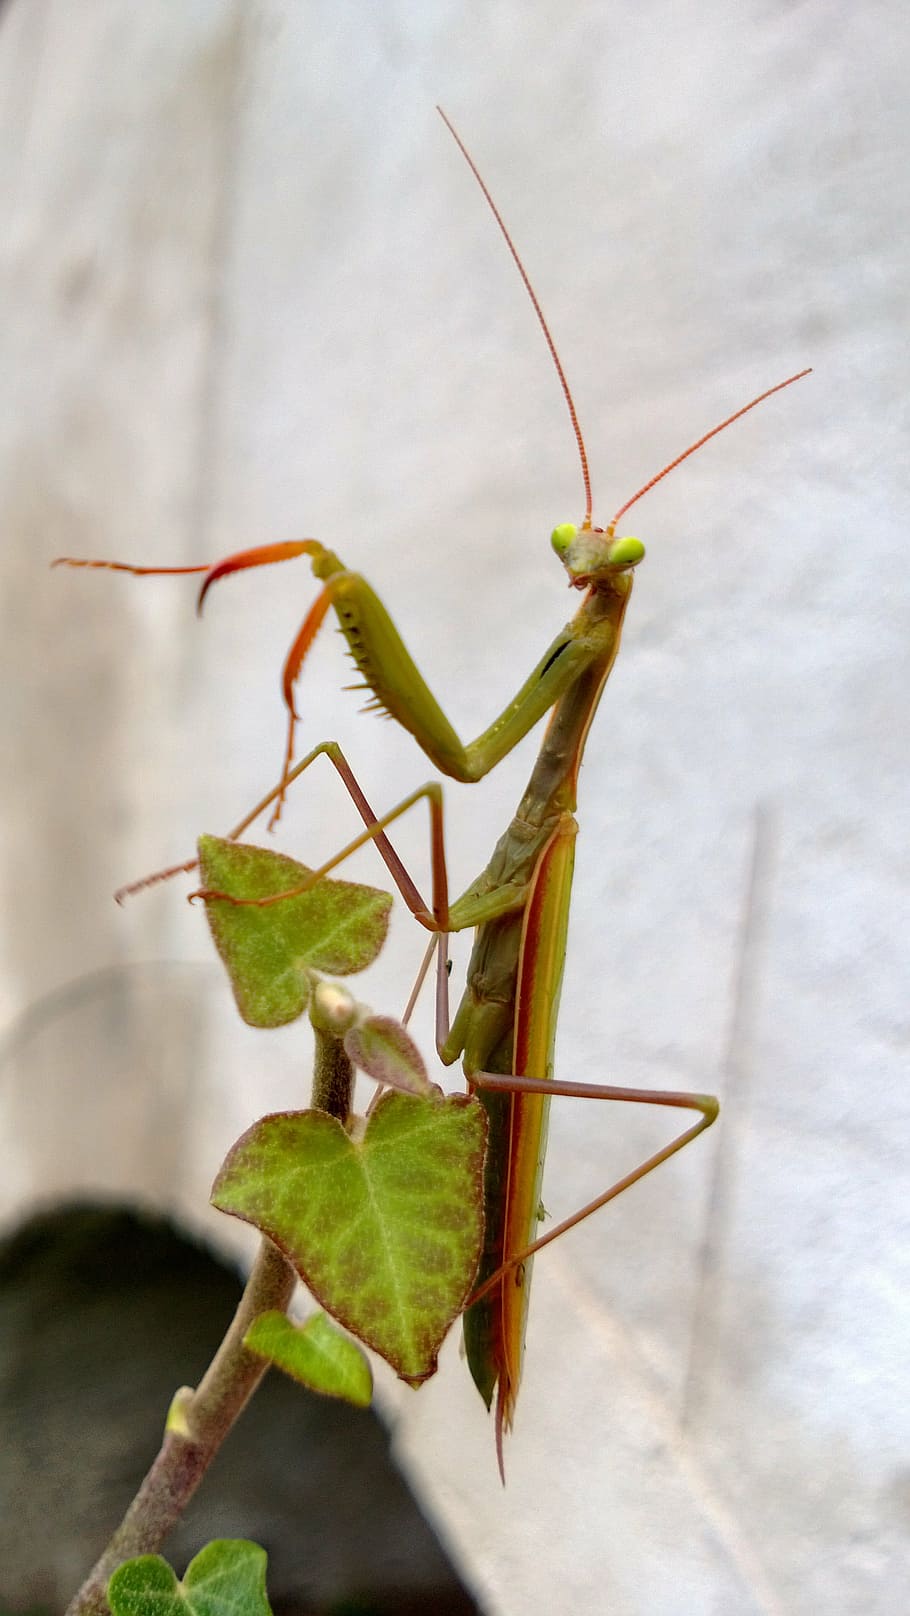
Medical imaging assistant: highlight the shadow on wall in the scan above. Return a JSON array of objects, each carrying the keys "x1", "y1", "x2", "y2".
[{"x1": 0, "y1": 1204, "x2": 483, "y2": 1616}]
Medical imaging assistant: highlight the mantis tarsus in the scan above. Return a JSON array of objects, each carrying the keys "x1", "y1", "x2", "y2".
[{"x1": 57, "y1": 110, "x2": 809, "y2": 1468}]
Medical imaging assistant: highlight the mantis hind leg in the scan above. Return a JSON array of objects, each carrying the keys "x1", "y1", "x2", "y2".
[
  {"x1": 467, "y1": 1068, "x2": 718, "y2": 1304},
  {"x1": 466, "y1": 1062, "x2": 718, "y2": 1471}
]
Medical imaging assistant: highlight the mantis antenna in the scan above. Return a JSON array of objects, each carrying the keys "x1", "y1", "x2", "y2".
[
  {"x1": 608, "y1": 367, "x2": 812, "y2": 532},
  {"x1": 438, "y1": 107, "x2": 811, "y2": 538},
  {"x1": 437, "y1": 106, "x2": 594, "y2": 529}
]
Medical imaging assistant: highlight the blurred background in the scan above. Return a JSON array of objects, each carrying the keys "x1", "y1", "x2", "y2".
[{"x1": 1, "y1": 2, "x2": 907, "y2": 1612}]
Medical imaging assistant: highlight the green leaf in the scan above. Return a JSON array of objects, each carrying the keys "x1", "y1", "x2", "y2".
[
  {"x1": 198, "y1": 836, "x2": 392, "y2": 1027},
  {"x1": 107, "y1": 1540, "x2": 271, "y2": 1616},
  {"x1": 212, "y1": 1092, "x2": 487, "y2": 1383},
  {"x1": 244, "y1": 1309, "x2": 373, "y2": 1406},
  {"x1": 343, "y1": 1014, "x2": 433, "y2": 1097}
]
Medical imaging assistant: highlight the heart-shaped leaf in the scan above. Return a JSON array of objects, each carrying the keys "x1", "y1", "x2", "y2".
[
  {"x1": 108, "y1": 1540, "x2": 271, "y2": 1616},
  {"x1": 244, "y1": 1310, "x2": 372, "y2": 1406},
  {"x1": 212, "y1": 1092, "x2": 487, "y2": 1382},
  {"x1": 198, "y1": 836, "x2": 392, "y2": 1026}
]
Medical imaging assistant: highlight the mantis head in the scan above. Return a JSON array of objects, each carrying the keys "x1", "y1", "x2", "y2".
[{"x1": 550, "y1": 523, "x2": 645, "y2": 589}]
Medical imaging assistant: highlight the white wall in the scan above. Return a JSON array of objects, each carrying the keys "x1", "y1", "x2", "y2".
[{"x1": 1, "y1": 2, "x2": 907, "y2": 1612}]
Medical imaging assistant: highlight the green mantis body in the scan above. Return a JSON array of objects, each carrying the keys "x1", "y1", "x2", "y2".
[
  {"x1": 57, "y1": 113, "x2": 808, "y2": 1462},
  {"x1": 246, "y1": 520, "x2": 657, "y2": 1446}
]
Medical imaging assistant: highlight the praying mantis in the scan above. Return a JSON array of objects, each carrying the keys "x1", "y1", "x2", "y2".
[{"x1": 57, "y1": 110, "x2": 809, "y2": 1467}]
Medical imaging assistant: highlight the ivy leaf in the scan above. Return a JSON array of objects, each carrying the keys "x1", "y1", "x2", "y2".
[
  {"x1": 198, "y1": 836, "x2": 392, "y2": 1027},
  {"x1": 212, "y1": 1092, "x2": 487, "y2": 1383},
  {"x1": 344, "y1": 1014, "x2": 433, "y2": 1098},
  {"x1": 244, "y1": 1310, "x2": 372, "y2": 1406},
  {"x1": 308, "y1": 984, "x2": 433, "y2": 1099},
  {"x1": 107, "y1": 1540, "x2": 271, "y2": 1616}
]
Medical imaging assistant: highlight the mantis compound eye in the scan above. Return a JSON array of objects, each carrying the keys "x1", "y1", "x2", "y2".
[
  {"x1": 607, "y1": 535, "x2": 645, "y2": 567},
  {"x1": 550, "y1": 523, "x2": 577, "y2": 557}
]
